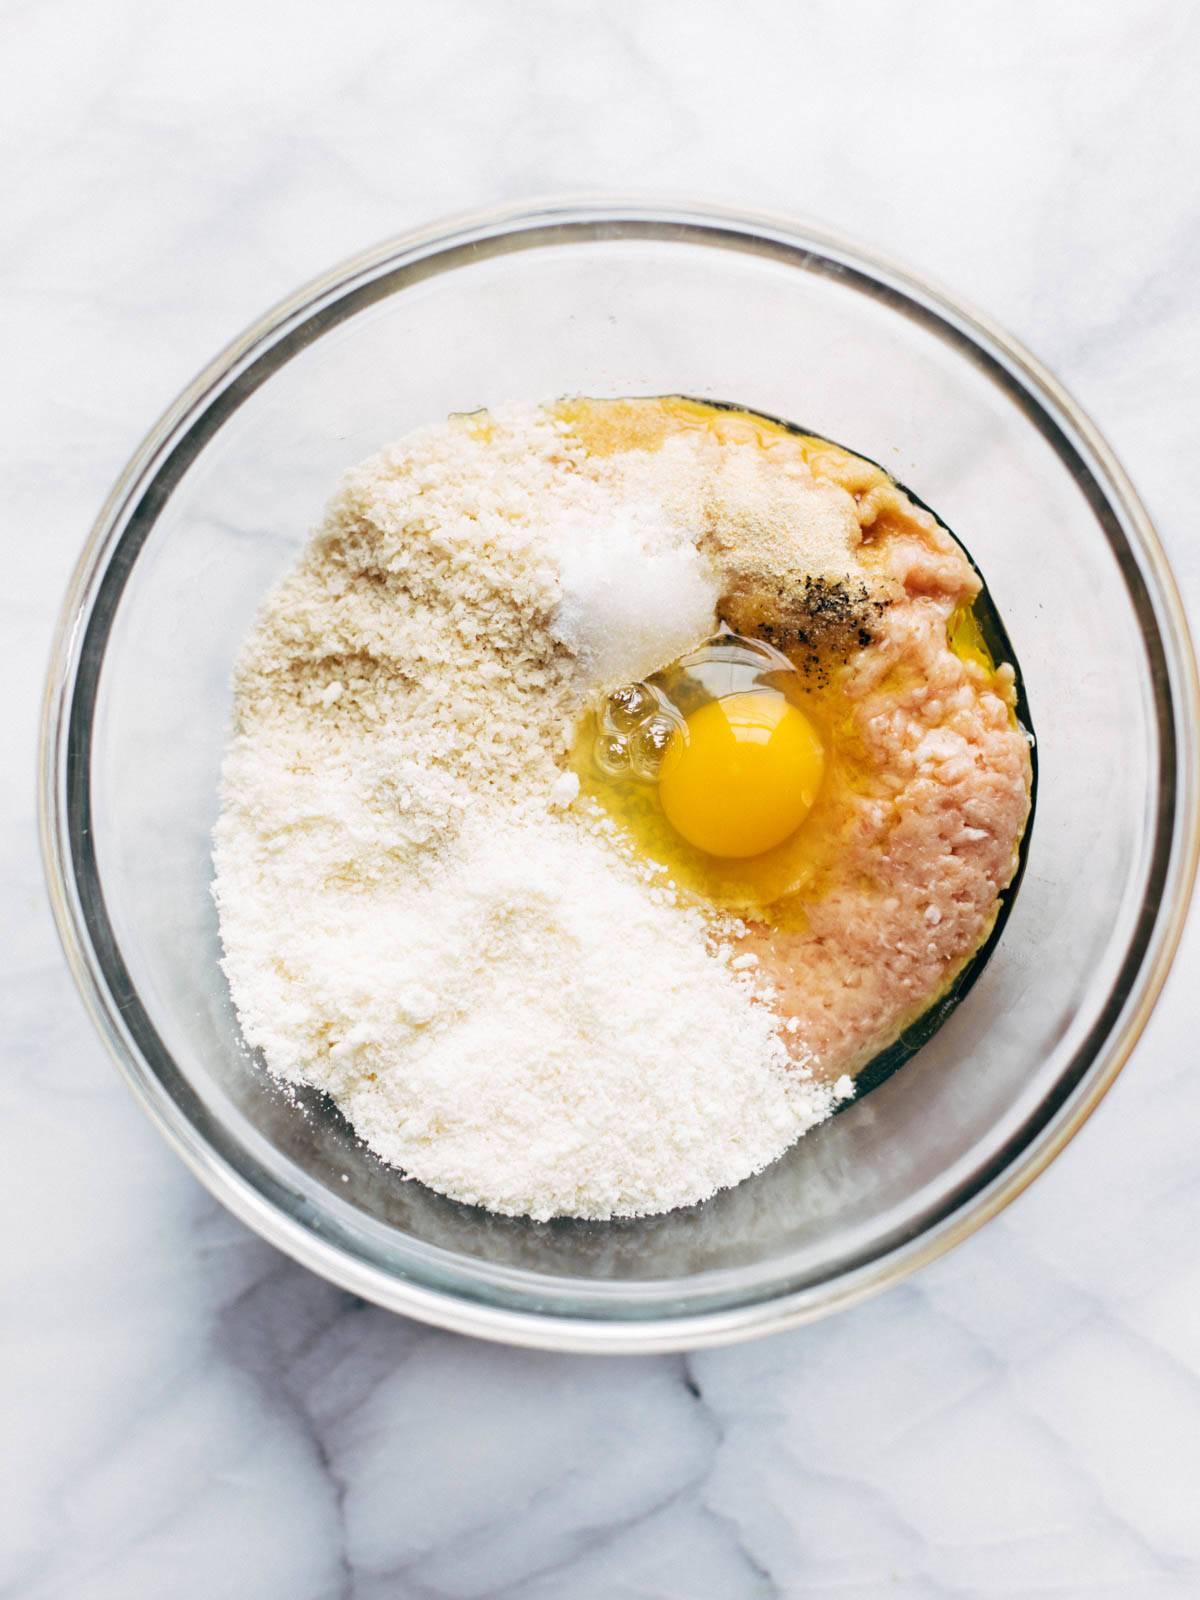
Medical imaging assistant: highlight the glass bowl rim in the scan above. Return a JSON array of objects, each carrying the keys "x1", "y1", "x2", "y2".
[{"x1": 39, "y1": 197, "x2": 1200, "y2": 1352}]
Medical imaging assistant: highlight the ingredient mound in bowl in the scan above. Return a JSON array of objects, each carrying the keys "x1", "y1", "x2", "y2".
[{"x1": 213, "y1": 397, "x2": 1032, "y2": 1221}]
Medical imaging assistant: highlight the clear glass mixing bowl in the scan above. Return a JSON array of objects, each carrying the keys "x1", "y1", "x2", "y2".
[{"x1": 41, "y1": 201, "x2": 1199, "y2": 1351}]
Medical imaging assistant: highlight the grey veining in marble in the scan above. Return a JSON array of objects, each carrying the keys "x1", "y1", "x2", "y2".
[{"x1": 4, "y1": 2, "x2": 1199, "y2": 1595}]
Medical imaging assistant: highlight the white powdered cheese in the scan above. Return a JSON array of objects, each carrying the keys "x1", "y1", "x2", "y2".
[
  {"x1": 218, "y1": 808, "x2": 834, "y2": 1219},
  {"x1": 213, "y1": 403, "x2": 842, "y2": 1220}
]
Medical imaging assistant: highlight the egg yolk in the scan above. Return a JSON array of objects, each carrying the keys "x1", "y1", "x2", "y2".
[{"x1": 658, "y1": 691, "x2": 825, "y2": 859}]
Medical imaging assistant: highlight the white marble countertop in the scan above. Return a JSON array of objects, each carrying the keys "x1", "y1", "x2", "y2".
[{"x1": 5, "y1": 2, "x2": 1200, "y2": 1594}]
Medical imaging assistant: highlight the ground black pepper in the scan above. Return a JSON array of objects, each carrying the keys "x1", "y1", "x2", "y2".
[{"x1": 719, "y1": 573, "x2": 889, "y2": 683}]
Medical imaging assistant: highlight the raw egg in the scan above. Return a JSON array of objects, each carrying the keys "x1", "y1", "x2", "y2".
[
  {"x1": 659, "y1": 691, "x2": 825, "y2": 858},
  {"x1": 580, "y1": 631, "x2": 832, "y2": 908}
]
